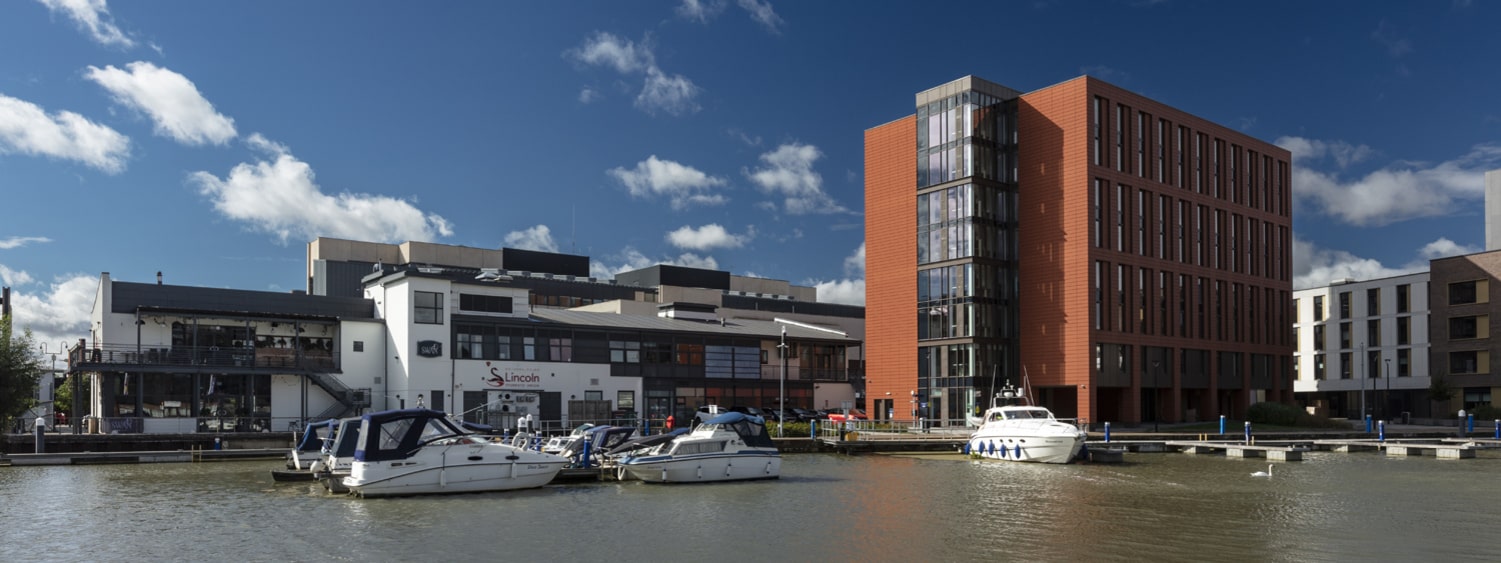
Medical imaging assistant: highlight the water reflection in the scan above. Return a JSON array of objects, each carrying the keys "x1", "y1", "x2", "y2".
[{"x1": 2, "y1": 452, "x2": 1499, "y2": 561}]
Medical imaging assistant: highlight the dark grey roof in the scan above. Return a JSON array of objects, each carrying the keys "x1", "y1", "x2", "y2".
[
  {"x1": 112, "y1": 281, "x2": 376, "y2": 320},
  {"x1": 530, "y1": 309, "x2": 855, "y2": 343}
]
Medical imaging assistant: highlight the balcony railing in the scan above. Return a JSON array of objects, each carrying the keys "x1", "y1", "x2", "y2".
[{"x1": 71, "y1": 343, "x2": 339, "y2": 372}]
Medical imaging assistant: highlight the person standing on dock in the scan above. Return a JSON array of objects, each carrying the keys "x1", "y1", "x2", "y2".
[{"x1": 665, "y1": 415, "x2": 675, "y2": 431}]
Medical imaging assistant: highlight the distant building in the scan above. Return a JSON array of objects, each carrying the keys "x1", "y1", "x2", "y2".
[
  {"x1": 1429, "y1": 250, "x2": 1501, "y2": 416},
  {"x1": 70, "y1": 239, "x2": 863, "y2": 434},
  {"x1": 865, "y1": 75, "x2": 1293, "y2": 427},
  {"x1": 1292, "y1": 273, "x2": 1431, "y2": 420}
]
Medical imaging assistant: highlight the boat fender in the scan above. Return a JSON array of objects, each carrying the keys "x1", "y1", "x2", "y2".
[
  {"x1": 1014, "y1": 444, "x2": 1022, "y2": 459},
  {"x1": 468, "y1": 456, "x2": 483, "y2": 461},
  {"x1": 697, "y1": 466, "x2": 702, "y2": 479},
  {"x1": 765, "y1": 461, "x2": 772, "y2": 474},
  {"x1": 506, "y1": 454, "x2": 520, "y2": 461},
  {"x1": 726, "y1": 463, "x2": 732, "y2": 477}
]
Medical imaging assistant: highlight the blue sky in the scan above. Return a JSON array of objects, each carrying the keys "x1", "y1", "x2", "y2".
[{"x1": 3, "y1": 0, "x2": 1500, "y2": 349}]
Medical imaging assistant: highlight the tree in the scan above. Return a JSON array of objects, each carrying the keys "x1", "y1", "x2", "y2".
[
  {"x1": 1429, "y1": 372, "x2": 1455, "y2": 416},
  {"x1": 1, "y1": 315, "x2": 45, "y2": 432}
]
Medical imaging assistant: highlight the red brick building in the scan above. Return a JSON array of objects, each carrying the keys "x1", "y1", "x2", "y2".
[{"x1": 865, "y1": 76, "x2": 1293, "y2": 426}]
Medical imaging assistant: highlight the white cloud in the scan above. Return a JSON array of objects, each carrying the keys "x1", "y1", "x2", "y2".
[
  {"x1": 566, "y1": 32, "x2": 701, "y2": 116},
  {"x1": 190, "y1": 134, "x2": 453, "y2": 245},
  {"x1": 1276, "y1": 136, "x2": 1374, "y2": 169},
  {"x1": 589, "y1": 247, "x2": 718, "y2": 279},
  {"x1": 666, "y1": 224, "x2": 753, "y2": 251},
  {"x1": 0, "y1": 93, "x2": 130, "y2": 173},
  {"x1": 38, "y1": 0, "x2": 135, "y2": 48},
  {"x1": 568, "y1": 32, "x2": 652, "y2": 73},
  {"x1": 504, "y1": 225, "x2": 559, "y2": 253},
  {"x1": 1372, "y1": 20, "x2": 1413, "y2": 57},
  {"x1": 85, "y1": 61, "x2": 237, "y2": 146},
  {"x1": 608, "y1": 155, "x2": 728, "y2": 210},
  {"x1": 727, "y1": 128, "x2": 762, "y2": 147},
  {"x1": 637, "y1": 68, "x2": 701, "y2": 116},
  {"x1": 746, "y1": 143, "x2": 846, "y2": 214},
  {"x1": 1283, "y1": 139, "x2": 1501, "y2": 227},
  {"x1": 0, "y1": 271, "x2": 97, "y2": 348},
  {"x1": 804, "y1": 243, "x2": 865, "y2": 306},
  {"x1": 1291, "y1": 235, "x2": 1445, "y2": 290},
  {"x1": 1, "y1": 264, "x2": 37, "y2": 287},
  {"x1": 737, "y1": 0, "x2": 785, "y2": 33},
  {"x1": 678, "y1": 0, "x2": 727, "y2": 22},
  {"x1": 578, "y1": 88, "x2": 600, "y2": 104},
  {"x1": 1417, "y1": 237, "x2": 1480, "y2": 260},
  {"x1": 0, "y1": 236, "x2": 53, "y2": 250},
  {"x1": 811, "y1": 279, "x2": 864, "y2": 306}
]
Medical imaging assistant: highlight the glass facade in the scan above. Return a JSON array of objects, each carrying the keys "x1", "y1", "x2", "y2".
[{"x1": 915, "y1": 87, "x2": 1019, "y2": 422}]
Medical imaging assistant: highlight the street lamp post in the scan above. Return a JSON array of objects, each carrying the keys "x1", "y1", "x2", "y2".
[
  {"x1": 778, "y1": 326, "x2": 787, "y2": 437},
  {"x1": 1384, "y1": 358, "x2": 1391, "y2": 422},
  {"x1": 1360, "y1": 344, "x2": 1367, "y2": 422}
]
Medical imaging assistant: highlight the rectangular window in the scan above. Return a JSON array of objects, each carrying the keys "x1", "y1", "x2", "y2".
[
  {"x1": 1397, "y1": 348, "x2": 1410, "y2": 377},
  {"x1": 1397, "y1": 316, "x2": 1410, "y2": 345},
  {"x1": 1314, "y1": 353, "x2": 1326, "y2": 380},
  {"x1": 609, "y1": 340, "x2": 641, "y2": 364},
  {"x1": 1396, "y1": 284, "x2": 1410, "y2": 313},
  {"x1": 616, "y1": 391, "x2": 635, "y2": 410},
  {"x1": 1339, "y1": 291, "x2": 1351, "y2": 319},
  {"x1": 1450, "y1": 280, "x2": 1479, "y2": 305},
  {"x1": 353, "y1": 341, "x2": 364, "y2": 352},
  {"x1": 1367, "y1": 319, "x2": 1381, "y2": 347},
  {"x1": 1450, "y1": 351, "x2": 1479, "y2": 374},
  {"x1": 1451, "y1": 316, "x2": 1485, "y2": 340},
  {"x1": 459, "y1": 293, "x2": 513, "y2": 314},
  {"x1": 1366, "y1": 288, "x2": 1380, "y2": 316},
  {"x1": 457, "y1": 331, "x2": 485, "y2": 359},
  {"x1": 1340, "y1": 352, "x2": 1352, "y2": 379},
  {"x1": 1339, "y1": 322, "x2": 1351, "y2": 349},
  {"x1": 549, "y1": 338, "x2": 572, "y2": 362},
  {"x1": 1313, "y1": 295, "x2": 1324, "y2": 322},
  {"x1": 1313, "y1": 325, "x2": 1325, "y2": 351},
  {"x1": 414, "y1": 291, "x2": 444, "y2": 324}
]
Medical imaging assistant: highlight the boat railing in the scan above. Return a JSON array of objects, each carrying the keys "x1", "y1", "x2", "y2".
[{"x1": 816, "y1": 416, "x2": 1087, "y2": 441}]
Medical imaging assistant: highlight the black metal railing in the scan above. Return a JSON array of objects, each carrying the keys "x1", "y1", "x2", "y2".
[{"x1": 71, "y1": 343, "x2": 339, "y2": 372}]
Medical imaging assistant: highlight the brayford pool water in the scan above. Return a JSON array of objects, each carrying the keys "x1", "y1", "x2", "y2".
[{"x1": 3, "y1": 451, "x2": 1499, "y2": 562}]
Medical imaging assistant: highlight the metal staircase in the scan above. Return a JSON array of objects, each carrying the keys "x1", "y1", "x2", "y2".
[{"x1": 306, "y1": 371, "x2": 358, "y2": 419}]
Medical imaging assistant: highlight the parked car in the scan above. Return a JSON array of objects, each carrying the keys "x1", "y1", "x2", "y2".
[
  {"x1": 790, "y1": 408, "x2": 820, "y2": 422},
  {"x1": 730, "y1": 406, "x2": 777, "y2": 421},
  {"x1": 694, "y1": 405, "x2": 727, "y2": 425}
]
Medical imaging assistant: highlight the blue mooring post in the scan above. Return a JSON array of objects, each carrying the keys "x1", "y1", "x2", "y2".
[
  {"x1": 1365, "y1": 414, "x2": 1372, "y2": 433},
  {"x1": 810, "y1": 419, "x2": 817, "y2": 439},
  {"x1": 1104, "y1": 422, "x2": 1112, "y2": 442},
  {"x1": 1244, "y1": 421, "x2": 1251, "y2": 444},
  {"x1": 1378, "y1": 420, "x2": 1385, "y2": 442},
  {"x1": 1495, "y1": 420, "x2": 1500, "y2": 440},
  {"x1": 1219, "y1": 415, "x2": 1226, "y2": 435},
  {"x1": 581, "y1": 435, "x2": 591, "y2": 469},
  {"x1": 1467, "y1": 414, "x2": 1475, "y2": 433}
]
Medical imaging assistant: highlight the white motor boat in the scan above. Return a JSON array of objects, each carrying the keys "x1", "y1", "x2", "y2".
[
  {"x1": 967, "y1": 383, "x2": 1087, "y2": 464},
  {"x1": 271, "y1": 418, "x2": 337, "y2": 482},
  {"x1": 616, "y1": 412, "x2": 780, "y2": 483},
  {"x1": 342, "y1": 409, "x2": 569, "y2": 497},
  {"x1": 312, "y1": 417, "x2": 361, "y2": 494}
]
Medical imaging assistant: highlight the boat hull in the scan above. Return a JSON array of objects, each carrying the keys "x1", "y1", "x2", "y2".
[
  {"x1": 618, "y1": 451, "x2": 781, "y2": 483},
  {"x1": 967, "y1": 432, "x2": 1085, "y2": 464},
  {"x1": 343, "y1": 444, "x2": 567, "y2": 497}
]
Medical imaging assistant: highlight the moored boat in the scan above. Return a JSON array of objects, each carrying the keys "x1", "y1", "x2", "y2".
[
  {"x1": 616, "y1": 412, "x2": 780, "y2": 483},
  {"x1": 271, "y1": 418, "x2": 338, "y2": 481},
  {"x1": 967, "y1": 382, "x2": 1086, "y2": 464},
  {"x1": 341, "y1": 408, "x2": 568, "y2": 497},
  {"x1": 312, "y1": 417, "x2": 361, "y2": 494}
]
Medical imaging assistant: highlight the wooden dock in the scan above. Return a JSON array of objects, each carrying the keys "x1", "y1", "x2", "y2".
[{"x1": 1164, "y1": 441, "x2": 1310, "y2": 461}]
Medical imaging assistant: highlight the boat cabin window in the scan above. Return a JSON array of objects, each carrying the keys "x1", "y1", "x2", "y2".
[
  {"x1": 378, "y1": 419, "x2": 413, "y2": 451},
  {"x1": 670, "y1": 441, "x2": 727, "y2": 455}
]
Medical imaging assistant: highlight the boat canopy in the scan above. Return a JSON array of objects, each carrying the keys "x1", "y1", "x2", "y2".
[
  {"x1": 701, "y1": 412, "x2": 776, "y2": 448},
  {"x1": 294, "y1": 418, "x2": 339, "y2": 453},
  {"x1": 353, "y1": 409, "x2": 465, "y2": 462},
  {"x1": 330, "y1": 417, "x2": 362, "y2": 459}
]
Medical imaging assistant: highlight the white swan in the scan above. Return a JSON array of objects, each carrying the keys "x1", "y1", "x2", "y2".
[{"x1": 1251, "y1": 464, "x2": 1273, "y2": 478}]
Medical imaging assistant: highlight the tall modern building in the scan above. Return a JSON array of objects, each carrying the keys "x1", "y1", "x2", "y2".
[{"x1": 866, "y1": 75, "x2": 1294, "y2": 426}]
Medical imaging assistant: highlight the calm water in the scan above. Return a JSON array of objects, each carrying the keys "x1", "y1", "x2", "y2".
[{"x1": 3, "y1": 452, "x2": 1499, "y2": 562}]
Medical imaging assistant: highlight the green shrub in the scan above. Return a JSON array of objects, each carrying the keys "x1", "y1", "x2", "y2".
[
  {"x1": 1469, "y1": 404, "x2": 1501, "y2": 421},
  {"x1": 1247, "y1": 402, "x2": 1301, "y2": 426}
]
